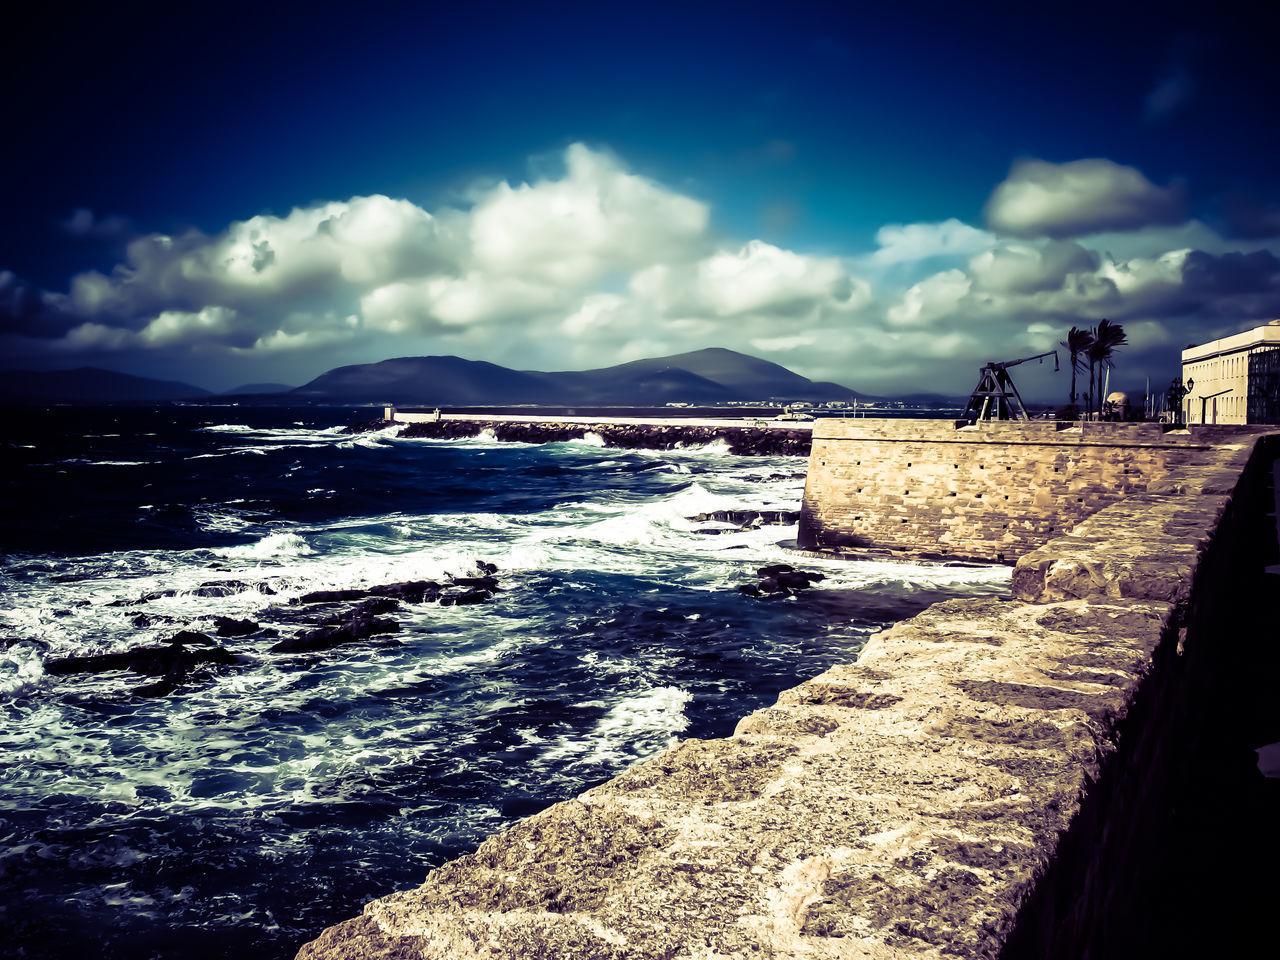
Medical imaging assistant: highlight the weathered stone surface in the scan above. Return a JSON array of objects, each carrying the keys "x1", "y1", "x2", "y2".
[
  {"x1": 1010, "y1": 493, "x2": 1228, "y2": 603},
  {"x1": 296, "y1": 597, "x2": 1171, "y2": 960},
  {"x1": 799, "y1": 420, "x2": 1266, "y2": 563}
]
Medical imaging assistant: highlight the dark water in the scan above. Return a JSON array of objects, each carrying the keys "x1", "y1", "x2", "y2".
[{"x1": 0, "y1": 405, "x2": 1008, "y2": 959}]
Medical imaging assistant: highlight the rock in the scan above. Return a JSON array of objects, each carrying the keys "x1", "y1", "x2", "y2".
[
  {"x1": 368, "y1": 580, "x2": 442, "y2": 603},
  {"x1": 167, "y1": 630, "x2": 216, "y2": 646},
  {"x1": 191, "y1": 580, "x2": 276, "y2": 598},
  {"x1": 757, "y1": 564, "x2": 794, "y2": 578},
  {"x1": 294, "y1": 588, "x2": 370, "y2": 605},
  {"x1": 46, "y1": 645, "x2": 238, "y2": 700},
  {"x1": 325, "y1": 598, "x2": 400, "y2": 622},
  {"x1": 341, "y1": 418, "x2": 394, "y2": 435},
  {"x1": 270, "y1": 617, "x2": 400, "y2": 654},
  {"x1": 212, "y1": 616, "x2": 259, "y2": 637},
  {"x1": 475, "y1": 561, "x2": 498, "y2": 575},
  {"x1": 449, "y1": 576, "x2": 499, "y2": 591},
  {"x1": 440, "y1": 589, "x2": 493, "y2": 607}
]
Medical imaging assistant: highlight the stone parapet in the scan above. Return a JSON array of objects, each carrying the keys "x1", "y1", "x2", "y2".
[
  {"x1": 297, "y1": 597, "x2": 1172, "y2": 960},
  {"x1": 799, "y1": 419, "x2": 1263, "y2": 563}
]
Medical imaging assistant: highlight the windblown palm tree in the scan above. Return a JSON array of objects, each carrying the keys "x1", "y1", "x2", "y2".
[
  {"x1": 1060, "y1": 326, "x2": 1093, "y2": 411},
  {"x1": 1087, "y1": 319, "x2": 1128, "y2": 417}
]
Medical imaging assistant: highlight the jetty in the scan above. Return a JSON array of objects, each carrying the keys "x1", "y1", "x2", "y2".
[
  {"x1": 301, "y1": 417, "x2": 1280, "y2": 960},
  {"x1": 375, "y1": 406, "x2": 816, "y2": 456}
]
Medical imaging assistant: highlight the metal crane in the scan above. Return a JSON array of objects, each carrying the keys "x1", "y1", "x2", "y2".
[{"x1": 963, "y1": 350, "x2": 1059, "y2": 422}]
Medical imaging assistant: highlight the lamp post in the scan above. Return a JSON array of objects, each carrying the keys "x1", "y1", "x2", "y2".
[{"x1": 1167, "y1": 377, "x2": 1191, "y2": 425}]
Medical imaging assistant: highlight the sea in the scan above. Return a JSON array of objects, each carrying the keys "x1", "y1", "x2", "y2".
[{"x1": 0, "y1": 405, "x2": 1010, "y2": 960}]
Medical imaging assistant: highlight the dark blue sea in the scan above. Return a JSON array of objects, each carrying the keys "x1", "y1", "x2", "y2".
[{"x1": 0, "y1": 405, "x2": 1009, "y2": 959}]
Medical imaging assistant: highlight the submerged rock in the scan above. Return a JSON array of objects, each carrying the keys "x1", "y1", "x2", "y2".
[
  {"x1": 212, "y1": 616, "x2": 260, "y2": 637},
  {"x1": 270, "y1": 616, "x2": 400, "y2": 654}
]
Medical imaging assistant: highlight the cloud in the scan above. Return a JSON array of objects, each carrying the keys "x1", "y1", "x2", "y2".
[
  {"x1": 871, "y1": 219, "x2": 994, "y2": 266},
  {"x1": 468, "y1": 143, "x2": 709, "y2": 286},
  {"x1": 60, "y1": 208, "x2": 132, "y2": 240},
  {"x1": 6, "y1": 144, "x2": 1280, "y2": 400},
  {"x1": 969, "y1": 240, "x2": 1098, "y2": 295},
  {"x1": 984, "y1": 158, "x2": 1187, "y2": 239}
]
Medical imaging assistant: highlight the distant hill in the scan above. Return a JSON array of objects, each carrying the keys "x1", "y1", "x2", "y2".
[
  {"x1": 290, "y1": 348, "x2": 861, "y2": 404},
  {"x1": 292, "y1": 356, "x2": 564, "y2": 404},
  {"x1": 0, "y1": 367, "x2": 211, "y2": 403},
  {"x1": 221, "y1": 382, "x2": 294, "y2": 396}
]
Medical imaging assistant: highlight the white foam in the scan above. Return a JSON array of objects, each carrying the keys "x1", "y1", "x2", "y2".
[
  {"x1": 213, "y1": 532, "x2": 317, "y2": 559},
  {"x1": 0, "y1": 644, "x2": 45, "y2": 698},
  {"x1": 198, "y1": 424, "x2": 255, "y2": 433},
  {"x1": 537, "y1": 686, "x2": 691, "y2": 770}
]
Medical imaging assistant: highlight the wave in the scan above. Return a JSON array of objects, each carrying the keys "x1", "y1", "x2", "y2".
[{"x1": 213, "y1": 532, "x2": 317, "y2": 559}]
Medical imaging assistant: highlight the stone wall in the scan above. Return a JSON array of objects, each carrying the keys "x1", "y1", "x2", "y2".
[
  {"x1": 295, "y1": 426, "x2": 1279, "y2": 960},
  {"x1": 798, "y1": 419, "x2": 1262, "y2": 563}
]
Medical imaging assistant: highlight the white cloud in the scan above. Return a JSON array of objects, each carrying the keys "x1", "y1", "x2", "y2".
[
  {"x1": 984, "y1": 158, "x2": 1186, "y2": 239},
  {"x1": 6, "y1": 144, "x2": 1280, "y2": 400},
  {"x1": 871, "y1": 218, "x2": 994, "y2": 266},
  {"x1": 469, "y1": 143, "x2": 709, "y2": 286},
  {"x1": 887, "y1": 269, "x2": 971, "y2": 327}
]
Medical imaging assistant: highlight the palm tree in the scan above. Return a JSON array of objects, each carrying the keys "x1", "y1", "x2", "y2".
[
  {"x1": 1087, "y1": 319, "x2": 1128, "y2": 418},
  {"x1": 1060, "y1": 326, "x2": 1093, "y2": 412}
]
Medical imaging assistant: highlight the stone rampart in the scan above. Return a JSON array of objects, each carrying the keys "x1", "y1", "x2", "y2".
[
  {"x1": 296, "y1": 425, "x2": 1279, "y2": 960},
  {"x1": 798, "y1": 419, "x2": 1263, "y2": 563}
]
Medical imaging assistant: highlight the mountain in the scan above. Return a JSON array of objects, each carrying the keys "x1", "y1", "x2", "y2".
[
  {"x1": 221, "y1": 382, "x2": 294, "y2": 396},
  {"x1": 555, "y1": 348, "x2": 858, "y2": 403},
  {"x1": 290, "y1": 348, "x2": 861, "y2": 404},
  {"x1": 0, "y1": 367, "x2": 211, "y2": 403},
  {"x1": 291, "y1": 356, "x2": 564, "y2": 404}
]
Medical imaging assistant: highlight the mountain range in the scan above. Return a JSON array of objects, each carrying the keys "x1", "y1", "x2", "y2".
[
  {"x1": 4, "y1": 349, "x2": 862, "y2": 405},
  {"x1": 292, "y1": 348, "x2": 860, "y2": 404}
]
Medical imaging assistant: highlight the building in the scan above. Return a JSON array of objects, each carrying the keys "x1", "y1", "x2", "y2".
[{"x1": 1181, "y1": 319, "x2": 1280, "y2": 424}]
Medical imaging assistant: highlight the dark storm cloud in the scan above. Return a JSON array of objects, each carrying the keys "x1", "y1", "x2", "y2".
[
  {"x1": 1218, "y1": 191, "x2": 1280, "y2": 240},
  {"x1": 0, "y1": 271, "x2": 80, "y2": 339},
  {"x1": 1181, "y1": 249, "x2": 1280, "y2": 298}
]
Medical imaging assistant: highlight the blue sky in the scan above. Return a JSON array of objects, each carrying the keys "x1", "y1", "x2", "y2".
[{"x1": 3, "y1": 1, "x2": 1278, "y2": 398}]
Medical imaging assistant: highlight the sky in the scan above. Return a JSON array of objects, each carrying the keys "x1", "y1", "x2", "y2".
[{"x1": 3, "y1": 1, "x2": 1279, "y2": 400}]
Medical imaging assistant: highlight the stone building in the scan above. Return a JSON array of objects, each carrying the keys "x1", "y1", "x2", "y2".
[{"x1": 1181, "y1": 319, "x2": 1280, "y2": 424}]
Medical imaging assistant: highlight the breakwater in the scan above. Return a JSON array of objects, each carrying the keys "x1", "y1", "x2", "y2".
[
  {"x1": 367, "y1": 411, "x2": 814, "y2": 456},
  {"x1": 298, "y1": 421, "x2": 1279, "y2": 960}
]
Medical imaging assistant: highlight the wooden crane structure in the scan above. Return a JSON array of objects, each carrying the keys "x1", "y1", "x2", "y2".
[{"x1": 963, "y1": 350, "x2": 1059, "y2": 422}]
